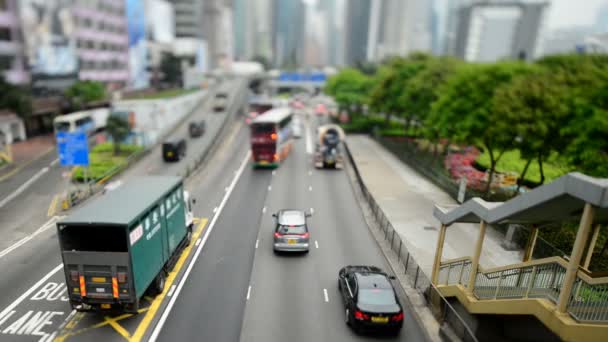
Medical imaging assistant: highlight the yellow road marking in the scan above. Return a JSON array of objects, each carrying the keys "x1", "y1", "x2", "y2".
[
  {"x1": 53, "y1": 217, "x2": 208, "y2": 342},
  {"x1": 54, "y1": 308, "x2": 149, "y2": 341},
  {"x1": 48, "y1": 194, "x2": 59, "y2": 217},
  {"x1": 130, "y1": 217, "x2": 208, "y2": 342},
  {"x1": 104, "y1": 315, "x2": 132, "y2": 340}
]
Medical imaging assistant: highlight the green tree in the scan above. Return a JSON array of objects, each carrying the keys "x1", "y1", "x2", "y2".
[
  {"x1": 324, "y1": 68, "x2": 371, "y2": 112},
  {"x1": 105, "y1": 115, "x2": 130, "y2": 155},
  {"x1": 160, "y1": 53, "x2": 182, "y2": 87},
  {"x1": 65, "y1": 81, "x2": 106, "y2": 110},
  {"x1": 402, "y1": 57, "x2": 462, "y2": 143},
  {"x1": 429, "y1": 62, "x2": 537, "y2": 196},
  {"x1": 492, "y1": 68, "x2": 569, "y2": 188},
  {"x1": 0, "y1": 77, "x2": 32, "y2": 119},
  {"x1": 369, "y1": 54, "x2": 432, "y2": 127}
]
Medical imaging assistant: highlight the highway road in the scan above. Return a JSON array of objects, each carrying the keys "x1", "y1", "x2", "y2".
[
  {"x1": 0, "y1": 79, "x2": 247, "y2": 342},
  {"x1": 0, "y1": 84, "x2": 428, "y2": 341},
  {"x1": 153, "y1": 114, "x2": 427, "y2": 342}
]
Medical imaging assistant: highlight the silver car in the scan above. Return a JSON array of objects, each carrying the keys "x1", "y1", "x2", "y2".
[{"x1": 272, "y1": 210, "x2": 311, "y2": 253}]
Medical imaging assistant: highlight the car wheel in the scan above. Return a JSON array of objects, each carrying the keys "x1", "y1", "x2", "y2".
[
  {"x1": 345, "y1": 308, "x2": 351, "y2": 326},
  {"x1": 153, "y1": 271, "x2": 166, "y2": 296},
  {"x1": 186, "y1": 225, "x2": 193, "y2": 245}
]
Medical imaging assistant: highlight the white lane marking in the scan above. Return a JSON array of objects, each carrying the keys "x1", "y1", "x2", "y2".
[
  {"x1": 262, "y1": 206, "x2": 266, "y2": 214},
  {"x1": 0, "y1": 264, "x2": 63, "y2": 320},
  {"x1": 225, "y1": 187, "x2": 229, "y2": 192},
  {"x1": 268, "y1": 185, "x2": 272, "y2": 191},
  {"x1": 246, "y1": 286, "x2": 252, "y2": 301},
  {"x1": 310, "y1": 208, "x2": 314, "y2": 214},
  {"x1": 56, "y1": 309, "x2": 77, "y2": 331},
  {"x1": 272, "y1": 170, "x2": 276, "y2": 176},
  {"x1": 213, "y1": 207, "x2": 218, "y2": 213},
  {"x1": 0, "y1": 167, "x2": 50, "y2": 209},
  {"x1": 308, "y1": 170, "x2": 312, "y2": 176},
  {"x1": 167, "y1": 285, "x2": 177, "y2": 297},
  {"x1": 0, "y1": 216, "x2": 62, "y2": 259},
  {"x1": 195, "y1": 238, "x2": 201, "y2": 246},
  {"x1": 315, "y1": 240, "x2": 319, "y2": 249},
  {"x1": 309, "y1": 186, "x2": 312, "y2": 191},
  {"x1": 149, "y1": 151, "x2": 251, "y2": 342},
  {"x1": 50, "y1": 158, "x2": 59, "y2": 167},
  {"x1": 323, "y1": 289, "x2": 329, "y2": 302},
  {"x1": 255, "y1": 240, "x2": 259, "y2": 249},
  {"x1": 306, "y1": 120, "x2": 313, "y2": 154}
]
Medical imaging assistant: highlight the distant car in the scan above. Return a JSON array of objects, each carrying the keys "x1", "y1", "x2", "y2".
[
  {"x1": 162, "y1": 138, "x2": 186, "y2": 162},
  {"x1": 189, "y1": 120, "x2": 206, "y2": 138},
  {"x1": 213, "y1": 93, "x2": 229, "y2": 112},
  {"x1": 338, "y1": 266, "x2": 404, "y2": 336},
  {"x1": 293, "y1": 123, "x2": 302, "y2": 138},
  {"x1": 272, "y1": 209, "x2": 311, "y2": 253}
]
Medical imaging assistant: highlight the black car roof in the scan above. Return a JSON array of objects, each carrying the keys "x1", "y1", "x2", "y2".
[{"x1": 355, "y1": 273, "x2": 392, "y2": 290}]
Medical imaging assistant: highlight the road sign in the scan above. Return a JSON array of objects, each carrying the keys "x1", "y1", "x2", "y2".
[
  {"x1": 278, "y1": 72, "x2": 326, "y2": 82},
  {"x1": 56, "y1": 132, "x2": 89, "y2": 166}
]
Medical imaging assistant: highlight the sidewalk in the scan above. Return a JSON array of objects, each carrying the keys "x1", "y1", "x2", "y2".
[
  {"x1": 0, "y1": 135, "x2": 55, "y2": 181},
  {"x1": 346, "y1": 135, "x2": 522, "y2": 276}
]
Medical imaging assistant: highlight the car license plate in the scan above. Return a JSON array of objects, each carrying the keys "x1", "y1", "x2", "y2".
[
  {"x1": 167, "y1": 152, "x2": 173, "y2": 157},
  {"x1": 101, "y1": 304, "x2": 111, "y2": 309},
  {"x1": 371, "y1": 316, "x2": 389, "y2": 323},
  {"x1": 287, "y1": 239, "x2": 296, "y2": 244},
  {"x1": 259, "y1": 160, "x2": 268, "y2": 165},
  {"x1": 92, "y1": 277, "x2": 106, "y2": 283},
  {"x1": 95, "y1": 288, "x2": 106, "y2": 293}
]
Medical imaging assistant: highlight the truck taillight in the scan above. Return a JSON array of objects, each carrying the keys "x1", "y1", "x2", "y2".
[
  {"x1": 70, "y1": 270, "x2": 79, "y2": 282},
  {"x1": 117, "y1": 272, "x2": 127, "y2": 283},
  {"x1": 271, "y1": 133, "x2": 277, "y2": 140},
  {"x1": 79, "y1": 276, "x2": 86, "y2": 297},
  {"x1": 112, "y1": 277, "x2": 119, "y2": 298}
]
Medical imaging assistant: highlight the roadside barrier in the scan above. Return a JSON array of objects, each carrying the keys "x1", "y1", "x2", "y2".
[{"x1": 343, "y1": 140, "x2": 479, "y2": 342}]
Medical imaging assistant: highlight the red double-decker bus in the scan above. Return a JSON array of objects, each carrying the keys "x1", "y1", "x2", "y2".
[{"x1": 250, "y1": 107, "x2": 294, "y2": 168}]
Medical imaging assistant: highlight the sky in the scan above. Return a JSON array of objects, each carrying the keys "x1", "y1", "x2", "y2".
[{"x1": 547, "y1": 0, "x2": 608, "y2": 30}]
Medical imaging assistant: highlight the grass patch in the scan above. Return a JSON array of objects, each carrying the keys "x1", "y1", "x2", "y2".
[
  {"x1": 125, "y1": 88, "x2": 198, "y2": 100},
  {"x1": 477, "y1": 149, "x2": 573, "y2": 184},
  {"x1": 72, "y1": 143, "x2": 143, "y2": 182}
]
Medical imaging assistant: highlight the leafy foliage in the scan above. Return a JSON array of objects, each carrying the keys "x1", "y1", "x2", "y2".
[
  {"x1": 0, "y1": 77, "x2": 32, "y2": 119},
  {"x1": 65, "y1": 81, "x2": 106, "y2": 109},
  {"x1": 324, "y1": 68, "x2": 371, "y2": 110},
  {"x1": 105, "y1": 115, "x2": 130, "y2": 155},
  {"x1": 160, "y1": 53, "x2": 182, "y2": 87}
]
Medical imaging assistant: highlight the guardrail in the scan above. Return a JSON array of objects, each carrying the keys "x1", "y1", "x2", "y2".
[
  {"x1": 343, "y1": 141, "x2": 479, "y2": 342},
  {"x1": 438, "y1": 256, "x2": 608, "y2": 323}
]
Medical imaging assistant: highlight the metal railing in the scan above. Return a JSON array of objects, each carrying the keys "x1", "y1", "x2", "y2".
[
  {"x1": 439, "y1": 257, "x2": 608, "y2": 323},
  {"x1": 344, "y1": 141, "x2": 479, "y2": 342}
]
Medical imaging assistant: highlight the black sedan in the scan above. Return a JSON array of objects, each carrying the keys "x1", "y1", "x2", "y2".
[{"x1": 338, "y1": 266, "x2": 404, "y2": 335}]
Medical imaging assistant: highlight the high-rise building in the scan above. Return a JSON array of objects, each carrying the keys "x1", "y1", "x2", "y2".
[
  {"x1": 203, "y1": 0, "x2": 233, "y2": 69},
  {"x1": 0, "y1": 0, "x2": 28, "y2": 85},
  {"x1": 73, "y1": 0, "x2": 130, "y2": 89},
  {"x1": 171, "y1": 0, "x2": 205, "y2": 39},
  {"x1": 344, "y1": 0, "x2": 371, "y2": 65},
  {"x1": 444, "y1": 0, "x2": 471, "y2": 56},
  {"x1": 595, "y1": 3, "x2": 608, "y2": 34},
  {"x1": 235, "y1": 0, "x2": 273, "y2": 62},
  {"x1": 273, "y1": 0, "x2": 305, "y2": 68},
  {"x1": 454, "y1": 1, "x2": 548, "y2": 62},
  {"x1": 317, "y1": 0, "x2": 345, "y2": 66},
  {"x1": 373, "y1": 0, "x2": 432, "y2": 61}
]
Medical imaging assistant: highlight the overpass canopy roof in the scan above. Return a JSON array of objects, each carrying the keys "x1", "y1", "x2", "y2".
[{"x1": 434, "y1": 173, "x2": 608, "y2": 226}]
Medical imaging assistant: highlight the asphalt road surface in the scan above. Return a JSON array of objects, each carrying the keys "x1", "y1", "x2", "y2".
[
  {"x1": 154, "y1": 114, "x2": 427, "y2": 342},
  {"x1": 0, "y1": 79, "x2": 246, "y2": 342},
  {"x1": 0, "y1": 92, "x2": 427, "y2": 342}
]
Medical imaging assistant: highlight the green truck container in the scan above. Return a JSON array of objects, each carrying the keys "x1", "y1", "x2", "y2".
[{"x1": 56, "y1": 176, "x2": 195, "y2": 313}]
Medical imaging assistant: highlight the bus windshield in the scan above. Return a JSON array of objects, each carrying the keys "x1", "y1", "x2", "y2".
[{"x1": 54, "y1": 122, "x2": 71, "y2": 133}]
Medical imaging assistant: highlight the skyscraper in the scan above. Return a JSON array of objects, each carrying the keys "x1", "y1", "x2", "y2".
[
  {"x1": 317, "y1": 0, "x2": 345, "y2": 66},
  {"x1": 344, "y1": 0, "x2": 371, "y2": 65},
  {"x1": 273, "y1": 0, "x2": 305, "y2": 68},
  {"x1": 454, "y1": 1, "x2": 548, "y2": 62}
]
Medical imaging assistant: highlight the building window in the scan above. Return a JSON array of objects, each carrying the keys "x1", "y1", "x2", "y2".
[
  {"x1": 86, "y1": 40, "x2": 94, "y2": 49},
  {"x1": 0, "y1": 27, "x2": 11, "y2": 41},
  {"x1": 0, "y1": 55, "x2": 13, "y2": 70}
]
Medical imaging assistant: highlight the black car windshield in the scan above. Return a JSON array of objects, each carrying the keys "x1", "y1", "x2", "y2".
[
  {"x1": 277, "y1": 225, "x2": 306, "y2": 235},
  {"x1": 358, "y1": 289, "x2": 397, "y2": 305}
]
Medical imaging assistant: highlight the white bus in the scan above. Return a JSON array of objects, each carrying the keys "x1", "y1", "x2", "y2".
[{"x1": 53, "y1": 108, "x2": 109, "y2": 136}]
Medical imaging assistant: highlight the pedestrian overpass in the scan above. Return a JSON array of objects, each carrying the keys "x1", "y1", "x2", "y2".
[{"x1": 431, "y1": 173, "x2": 608, "y2": 341}]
